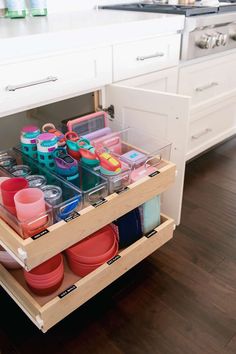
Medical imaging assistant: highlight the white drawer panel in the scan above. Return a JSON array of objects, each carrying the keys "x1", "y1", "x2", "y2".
[
  {"x1": 0, "y1": 47, "x2": 112, "y2": 117},
  {"x1": 179, "y1": 52, "x2": 236, "y2": 108},
  {"x1": 113, "y1": 34, "x2": 181, "y2": 82},
  {"x1": 187, "y1": 104, "x2": 236, "y2": 160}
]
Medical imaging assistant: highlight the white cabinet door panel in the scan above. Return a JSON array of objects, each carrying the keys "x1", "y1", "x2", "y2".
[{"x1": 105, "y1": 82, "x2": 190, "y2": 224}]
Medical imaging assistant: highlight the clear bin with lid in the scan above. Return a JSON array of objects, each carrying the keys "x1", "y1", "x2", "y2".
[{"x1": 92, "y1": 127, "x2": 172, "y2": 183}]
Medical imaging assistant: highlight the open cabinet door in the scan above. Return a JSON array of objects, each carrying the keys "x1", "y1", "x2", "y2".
[{"x1": 105, "y1": 83, "x2": 190, "y2": 225}]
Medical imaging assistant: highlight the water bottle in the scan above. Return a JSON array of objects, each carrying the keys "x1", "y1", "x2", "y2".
[
  {"x1": 29, "y1": 0, "x2": 47, "y2": 16},
  {"x1": 37, "y1": 133, "x2": 58, "y2": 170},
  {"x1": 20, "y1": 125, "x2": 40, "y2": 159},
  {"x1": 6, "y1": 0, "x2": 26, "y2": 18}
]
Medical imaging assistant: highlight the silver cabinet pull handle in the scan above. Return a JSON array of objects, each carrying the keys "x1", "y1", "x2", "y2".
[
  {"x1": 195, "y1": 82, "x2": 219, "y2": 92},
  {"x1": 191, "y1": 128, "x2": 212, "y2": 140},
  {"x1": 6, "y1": 76, "x2": 58, "y2": 92},
  {"x1": 136, "y1": 52, "x2": 164, "y2": 61}
]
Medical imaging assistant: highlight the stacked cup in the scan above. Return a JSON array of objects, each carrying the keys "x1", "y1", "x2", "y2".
[
  {"x1": 14, "y1": 187, "x2": 47, "y2": 237},
  {"x1": 24, "y1": 254, "x2": 64, "y2": 296},
  {"x1": 65, "y1": 225, "x2": 118, "y2": 277}
]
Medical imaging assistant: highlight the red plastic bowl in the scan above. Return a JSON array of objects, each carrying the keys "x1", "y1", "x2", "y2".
[
  {"x1": 66, "y1": 225, "x2": 117, "y2": 264},
  {"x1": 27, "y1": 275, "x2": 64, "y2": 296},
  {"x1": 67, "y1": 239, "x2": 118, "y2": 265},
  {"x1": 24, "y1": 254, "x2": 63, "y2": 282},
  {"x1": 67, "y1": 241, "x2": 118, "y2": 277},
  {"x1": 25, "y1": 269, "x2": 64, "y2": 286}
]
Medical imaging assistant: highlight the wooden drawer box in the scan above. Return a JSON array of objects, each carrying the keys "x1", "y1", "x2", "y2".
[
  {"x1": 0, "y1": 161, "x2": 175, "y2": 271},
  {"x1": 0, "y1": 214, "x2": 174, "y2": 333}
]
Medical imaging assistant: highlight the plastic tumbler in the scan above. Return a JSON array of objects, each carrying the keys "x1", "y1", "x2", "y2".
[
  {"x1": 1, "y1": 178, "x2": 29, "y2": 215},
  {"x1": 14, "y1": 188, "x2": 47, "y2": 235},
  {"x1": 0, "y1": 177, "x2": 10, "y2": 204}
]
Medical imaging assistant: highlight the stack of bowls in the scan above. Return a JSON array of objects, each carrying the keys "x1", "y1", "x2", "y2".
[
  {"x1": 0, "y1": 245, "x2": 21, "y2": 270},
  {"x1": 66, "y1": 225, "x2": 118, "y2": 277},
  {"x1": 23, "y1": 254, "x2": 64, "y2": 296}
]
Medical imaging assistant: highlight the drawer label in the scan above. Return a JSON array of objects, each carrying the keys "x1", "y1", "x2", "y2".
[
  {"x1": 107, "y1": 254, "x2": 121, "y2": 265},
  {"x1": 31, "y1": 229, "x2": 49, "y2": 240},
  {"x1": 116, "y1": 186, "x2": 130, "y2": 195},
  {"x1": 145, "y1": 229, "x2": 158, "y2": 238},
  {"x1": 64, "y1": 211, "x2": 80, "y2": 223},
  {"x1": 149, "y1": 171, "x2": 160, "y2": 178},
  {"x1": 58, "y1": 284, "x2": 77, "y2": 299},
  {"x1": 92, "y1": 198, "x2": 107, "y2": 208}
]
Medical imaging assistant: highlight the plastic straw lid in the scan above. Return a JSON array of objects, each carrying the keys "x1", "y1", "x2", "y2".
[
  {"x1": 10, "y1": 165, "x2": 31, "y2": 178},
  {"x1": 41, "y1": 185, "x2": 62, "y2": 206},
  {"x1": 26, "y1": 175, "x2": 47, "y2": 188}
]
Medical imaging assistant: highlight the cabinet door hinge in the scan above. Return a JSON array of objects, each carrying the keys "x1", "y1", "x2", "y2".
[{"x1": 100, "y1": 104, "x2": 115, "y2": 119}]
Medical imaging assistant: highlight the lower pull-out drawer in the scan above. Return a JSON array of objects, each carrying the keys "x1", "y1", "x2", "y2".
[{"x1": 0, "y1": 214, "x2": 174, "y2": 333}]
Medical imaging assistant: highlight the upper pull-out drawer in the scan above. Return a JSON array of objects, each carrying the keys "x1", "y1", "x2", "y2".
[
  {"x1": 0, "y1": 160, "x2": 175, "y2": 270},
  {"x1": 113, "y1": 34, "x2": 181, "y2": 82},
  {"x1": 0, "y1": 46, "x2": 112, "y2": 117},
  {"x1": 178, "y1": 52, "x2": 236, "y2": 109}
]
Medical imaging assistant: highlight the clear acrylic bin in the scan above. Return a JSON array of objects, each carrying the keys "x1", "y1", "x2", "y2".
[
  {"x1": 15, "y1": 145, "x2": 109, "y2": 208},
  {"x1": 0, "y1": 149, "x2": 82, "y2": 223},
  {"x1": 0, "y1": 201, "x2": 53, "y2": 240},
  {"x1": 92, "y1": 128, "x2": 172, "y2": 183},
  {"x1": 69, "y1": 163, "x2": 109, "y2": 207}
]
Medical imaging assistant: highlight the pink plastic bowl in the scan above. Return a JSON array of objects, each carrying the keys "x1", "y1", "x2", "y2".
[{"x1": 66, "y1": 225, "x2": 117, "y2": 264}]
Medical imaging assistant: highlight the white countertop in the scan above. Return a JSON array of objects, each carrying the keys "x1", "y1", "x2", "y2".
[{"x1": 0, "y1": 9, "x2": 184, "y2": 63}]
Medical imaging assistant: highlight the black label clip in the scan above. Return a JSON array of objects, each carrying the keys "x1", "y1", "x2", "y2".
[
  {"x1": 31, "y1": 229, "x2": 49, "y2": 240},
  {"x1": 58, "y1": 284, "x2": 77, "y2": 299}
]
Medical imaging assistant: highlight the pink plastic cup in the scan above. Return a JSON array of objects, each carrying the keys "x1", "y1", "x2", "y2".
[
  {"x1": 14, "y1": 188, "x2": 47, "y2": 234},
  {"x1": 1, "y1": 178, "x2": 29, "y2": 215}
]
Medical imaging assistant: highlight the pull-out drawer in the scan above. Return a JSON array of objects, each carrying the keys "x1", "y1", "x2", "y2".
[
  {"x1": 0, "y1": 46, "x2": 112, "y2": 117},
  {"x1": 0, "y1": 214, "x2": 174, "y2": 333},
  {"x1": 178, "y1": 52, "x2": 236, "y2": 108},
  {"x1": 0, "y1": 161, "x2": 175, "y2": 270},
  {"x1": 187, "y1": 102, "x2": 236, "y2": 161},
  {"x1": 113, "y1": 34, "x2": 181, "y2": 82}
]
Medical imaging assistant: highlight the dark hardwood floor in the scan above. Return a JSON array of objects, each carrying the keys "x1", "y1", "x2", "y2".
[{"x1": 1, "y1": 137, "x2": 236, "y2": 354}]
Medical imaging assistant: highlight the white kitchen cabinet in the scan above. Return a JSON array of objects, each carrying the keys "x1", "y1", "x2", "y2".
[
  {"x1": 113, "y1": 33, "x2": 181, "y2": 82},
  {"x1": 178, "y1": 52, "x2": 236, "y2": 160},
  {"x1": 178, "y1": 52, "x2": 236, "y2": 109},
  {"x1": 187, "y1": 96, "x2": 236, "y2": 160},
  {"x1": 0, "y1": 11, "x2": 188, "y2": 333},
  {"x1": 0, "y1": 46, "x2": 113, "y2": 118}
]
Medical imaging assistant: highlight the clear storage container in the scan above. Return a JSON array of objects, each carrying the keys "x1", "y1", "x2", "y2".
[{"x1": 0, "y1": 149, "x2": 82, "y2": 224}]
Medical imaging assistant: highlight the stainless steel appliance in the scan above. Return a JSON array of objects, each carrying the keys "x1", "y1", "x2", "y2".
[{"x1": 102, "y1": 2, "x2": 236, "y2": 60}]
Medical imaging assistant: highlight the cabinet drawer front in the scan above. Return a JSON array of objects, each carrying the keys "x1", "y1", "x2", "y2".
[
  {"x1": 0, "y1": 47, "x2": 112, "y2": 117},
  {"x1": 179, "y1": 53, "x2": 236, "y2": 107},
  {"x1": 0, "y1": 214, "x2": 174, "y2": 333},
  {"x1": 113, "y1": 34, "x2": 180, "y2": 82},
  {"x1": 187, "y1": 104, "x2": 236, "y2": 160}
]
